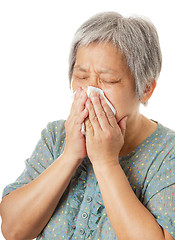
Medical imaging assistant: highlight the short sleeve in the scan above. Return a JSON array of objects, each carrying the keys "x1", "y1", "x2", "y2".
[
  {"x1": 143, "y1": 150, "x2": 175, "y2": 238},
  {"x1": 2, "y1": 120, "x2": 66, "y2": 198}
]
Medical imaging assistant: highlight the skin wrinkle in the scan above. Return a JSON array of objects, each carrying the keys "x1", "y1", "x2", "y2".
[{"x1": 74, "y1": 64, "x2": 121, "y2": 74}]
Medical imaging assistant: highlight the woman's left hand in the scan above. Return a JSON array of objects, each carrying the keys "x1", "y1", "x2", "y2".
[{"x1": 85, "y1": 91, "x2": 127, "y2": 167}]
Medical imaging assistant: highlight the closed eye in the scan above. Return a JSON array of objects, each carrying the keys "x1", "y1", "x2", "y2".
[
  {"x1": 101, "y1": 79, "x2": 122, "y2": 84},
  {"x1": 73, "y1": 72, "x2": 89, "y2": 79},
  {"x1": 76, "y1": 76, "x2": 89, "y2": 80}
]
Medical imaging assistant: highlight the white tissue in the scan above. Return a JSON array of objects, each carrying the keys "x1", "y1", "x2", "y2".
[
  {"x1": 81, "y1": 86, "x2": 116, "y2": 134},
  {"x1": 87, "y1": 86, "x2": 116, "y2": 114}
]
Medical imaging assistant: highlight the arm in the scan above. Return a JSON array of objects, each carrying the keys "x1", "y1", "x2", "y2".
[
  {"x1": 0, "y1": 88, "x2": 88, "y2": 240},
  {"x1": 0, "y1": 153, "x2": 80, "y2": 240},
  {"x1": 93, "y1": 162, "x2": 170, "y2": 240},
  {"x1": 85, "y1": 92, "x2": 174, "y2": 240}
]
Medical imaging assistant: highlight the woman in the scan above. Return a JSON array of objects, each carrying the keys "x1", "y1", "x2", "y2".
[{"x1": 0, "y1": 12, "x2": 174, "y2": 240}]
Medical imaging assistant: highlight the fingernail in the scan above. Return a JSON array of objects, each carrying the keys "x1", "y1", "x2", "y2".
[
  {"x1": 86, "y1": 99, "x2": 92, "y2": 109},
  {"x1": 90, "y1": 91, "x2": 97, "y2": 98},
  {"x1": 86, "y1": 98, "x2": 90, "y2": 105},
  {"x1": 99, "y1": 94, "x2": 104, "y2": 100}
]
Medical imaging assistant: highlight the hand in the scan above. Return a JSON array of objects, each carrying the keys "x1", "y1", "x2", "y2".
[
  {"x1": 64, "y1": 88, "x2": 88, "y2": 165},
  {"x1": 85, "y1": 92, "x2": 127, "y2": 167}
]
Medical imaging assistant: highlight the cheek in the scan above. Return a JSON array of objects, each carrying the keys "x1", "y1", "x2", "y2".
[
  {"x1": 71, "y1": 78, "x2": 88, "y2": 92},
  {"x1": 71, "y1": 79, "x2": 80, "y2": 92},
  {"x1": 111, "y1": 94, "x2": 127, "y2": 116},
  {"x1": 105, "y1": 88, "x2": 139, "y2": 120}
]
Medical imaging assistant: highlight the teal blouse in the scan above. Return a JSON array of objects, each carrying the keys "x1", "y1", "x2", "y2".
[{"x1": 2, "y1": 120, "x2": 175, "y2": 239}]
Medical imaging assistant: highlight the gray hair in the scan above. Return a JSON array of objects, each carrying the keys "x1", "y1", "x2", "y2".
[{"x1": 68, "y1": 12, "x2": 162, "y2": 100}]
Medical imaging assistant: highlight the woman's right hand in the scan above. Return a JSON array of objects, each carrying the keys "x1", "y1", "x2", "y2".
[{"x1": 64, "y1": 87, "x2": 89, "y2": 165}]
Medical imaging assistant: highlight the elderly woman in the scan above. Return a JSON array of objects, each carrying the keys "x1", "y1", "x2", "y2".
[{"x1": 0, "y1": 12, "x2": 174, "y2": 240}]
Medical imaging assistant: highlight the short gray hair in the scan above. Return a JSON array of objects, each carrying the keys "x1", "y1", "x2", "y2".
[{"x1": 68, "y1": 11, "x2": 162, "y2": 100}]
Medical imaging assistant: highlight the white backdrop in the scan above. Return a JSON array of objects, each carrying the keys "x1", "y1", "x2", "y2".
[{"x1": 0, "y1": 0, "x2": 175, "y2": 239}]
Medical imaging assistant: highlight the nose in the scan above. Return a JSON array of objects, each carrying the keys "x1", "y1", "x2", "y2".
[
  {"x1": 72, "y1": 75, "x2": 102, "y2": 93},
  {"x1": 83, "y1": 76, "x2": 100, "y2": 91}
]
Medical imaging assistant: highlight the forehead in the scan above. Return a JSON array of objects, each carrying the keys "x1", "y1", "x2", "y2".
[{"x1": 75, "y1": 42, "x2": 128, "y2": 72}]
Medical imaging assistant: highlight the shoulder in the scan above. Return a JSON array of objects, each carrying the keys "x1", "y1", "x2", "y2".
[
  {"x1": 43, "y1": 119, "x2": 66, "y2": 133},
  {"x1": 146, "y1": 122, "x2": 175, "y2": 186},
  {"x1": 157, "y1": 122, "x2": 175, "y2": 138},
  {"x1": 150, "y1": 123, "x2": 175, "y2": 172},
  {"x1": 142, "y1": 123, "x2": 175, "y2": 203},
  {"x1": 39, "y1": 120, "x2": 66, "y2": 156},
  {"x1": 142, "y1": 123, "x2": 175, "y2": 185},
  {"x1": 41, "y1": 120, "x2": 66, "y2": 139},
  {"x1": 155, "y1": 123, "x2": 175, "y2": 152}
]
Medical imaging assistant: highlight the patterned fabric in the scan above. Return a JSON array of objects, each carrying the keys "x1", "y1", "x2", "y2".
[{"x1": 2, "y1": 120, "x2": 175, "y2": 239}]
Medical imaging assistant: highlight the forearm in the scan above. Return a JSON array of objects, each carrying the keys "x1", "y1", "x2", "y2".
[
  {"x1": 93, "y1": 162, "x2": 165, "y2": 240},
  {"x1": 0, "y1": 153, "x2": 80, "y2": 240}
]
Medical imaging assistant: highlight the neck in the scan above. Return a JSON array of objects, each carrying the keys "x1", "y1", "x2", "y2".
[{"x1": 120, "y1": 113, "x2": 158, "y2": 157}]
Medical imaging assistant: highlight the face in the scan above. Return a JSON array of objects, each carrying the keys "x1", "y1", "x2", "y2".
[{"x1": 71, "y1": 42, "x2": 140, "y2": 123}]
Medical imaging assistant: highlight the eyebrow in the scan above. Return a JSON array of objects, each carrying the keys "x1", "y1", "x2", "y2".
[
  {"x1": 98, "y1": 68, "x2": 119, "y2": 74},
  {"x1": 74, "y1": 65, "x2": 119, "y2": 74},
  {"x1": 74, "y1": 65, "x2": 88, "y2": 72}
]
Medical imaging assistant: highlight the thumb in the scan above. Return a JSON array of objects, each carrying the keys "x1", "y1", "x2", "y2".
[{"x1": 118, "y1": 116, "x2": 128, "y2": 136}]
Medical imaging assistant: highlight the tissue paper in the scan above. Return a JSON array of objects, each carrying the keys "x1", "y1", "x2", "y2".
[
  {"x1": 87, "y1": 86, "x2": 116, "y2": 114},
  {"x1": 81, "y1": 86, "x2": 116, "y2": 134}
]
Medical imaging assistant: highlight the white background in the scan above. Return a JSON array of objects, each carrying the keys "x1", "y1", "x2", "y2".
[{"x1": 0, "y1": 0, "x2": 175, "y2": 239}]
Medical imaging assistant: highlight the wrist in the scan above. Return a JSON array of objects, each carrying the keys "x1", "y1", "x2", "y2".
[
  {"x1": 92, "y1": 158, "x2": 120, "y2": 172},
  {"x1": 61, "y1": 151, "x2": 83, "y2": 167}
]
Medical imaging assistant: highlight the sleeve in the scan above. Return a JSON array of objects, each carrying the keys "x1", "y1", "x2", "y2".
[
  {"x1": 2, "y1": 120, "x2": 66, "y2": 198},
  {"x1": 143, "y1": 149, "x2": 175, "y2": 238}
]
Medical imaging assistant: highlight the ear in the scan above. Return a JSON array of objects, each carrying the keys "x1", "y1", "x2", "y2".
[{"x1": 140, "y1": 80, "x2": 157, "y2": 104}]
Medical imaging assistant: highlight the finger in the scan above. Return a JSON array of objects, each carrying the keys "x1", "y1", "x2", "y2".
[
  {"x1": 86, "y1": 98, "x2": 101, "y2": 132},
  {"x1": 75, "y1": 107, "x2": 89, "y2": 128},
  {"x1": 84, "y1": 116, "x2": 94, "y2": 136},
  {"x1": 118, "y1": 116, "x2": 128, "y2": 136},
  {"x1": 66, "y1": 107, "x2": 89, "y2": 132},
  {"x1": 68, "y1": 88, "x2": 88, "y2": 133},
  {"x1": 71, "y1": 88, "x2": 88, "y2": 114},
  {"x1": 74, "y1": 87, "x2": 82, "y2": 99},
  {"x1": 100, "y1": 95, "x2": 117, "y2": 128},
  {"x1": 89, "y1": 92, "x2": 109, "y2": 130}
]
